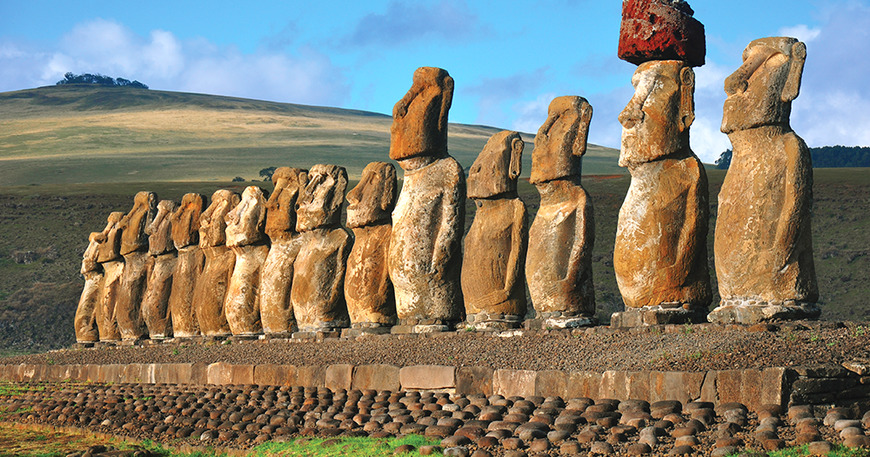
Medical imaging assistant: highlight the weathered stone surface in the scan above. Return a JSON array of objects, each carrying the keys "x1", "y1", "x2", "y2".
[
  {"x1": 345, "y1": 162, "x2": 397, "y2": 326},
  {"x1": 400, "y1": 365, "x2": 455, "y2": 391},
  {"x1": 462, "y1": 131, "x2": 528, "y2": 321},
  {"x1": 389, "y1": 67, "x2": 465, "y2": 326},
  {"x1": 614, "y1": 60, "x2": 711, "y2": 319},
  {"x1": 142, "y1": 200, "x2": 179, "y2": 339},
  {"x1": 94, "y1": 212, "x2": 125, "y2": 342},
  {"x1": 74, "y1": 232, "x2": 103, "y2": 342},
  {"x1": 618, "y1": 0, "x2": 705, "y2": 67},
  {"x1": 225, "y1": 186, "x2": 269, "y2": 335},
  {"x1": 712, "y1": 37, "x2": 818, "y2": 324},
  {"x1": 167, "y1": 193, "x2": 205, "y2": 338},
  {"x1": 292, "y1": 164, "x2": 352, "y2": 331},
  {"x1": 194, "y1": 190, "x2": 240, "y2": 336},
  {"x1": 171, "y1": 193, "x2": 205, "y2": 250},
  {"x1": 526, "y1": 96, "x2": 595, "y2": 320},
  {"x1": 252, "y1": 364, "x2": 297, "y2": 386},
  {"x1": 494, "y1": 369, "x2": 536, "y2": 398},
  {"x1": 261, "y1": 167, "x2": 308, "y2": 335},
  {"x1": 457, "y1": 366, "x2": 494, "y2": 396},
  {"x1": 354, "y1": 364, "x2": 401, "y2": 392},
  {"x1": 115, "y1": 191, "x2": 157, "y2": 340},
  {"x1": 325, "y1": 364, "x2": 354, "y2": 391},
  {"x1": 535, "y1": 370, "x2": 568, "y2": 398},
  {"x1": 567, "y1": 371, "x2": 601, "y2": 400}
]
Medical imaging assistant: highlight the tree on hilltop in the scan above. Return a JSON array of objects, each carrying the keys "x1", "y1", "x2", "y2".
[{"x1": 56, "y1": 72, "x2": 148, "y2": 89}]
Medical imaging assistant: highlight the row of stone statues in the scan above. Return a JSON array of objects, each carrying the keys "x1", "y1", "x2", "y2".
[{"x1": 74, "y1": 2, "x2": 819, "y2": 341}]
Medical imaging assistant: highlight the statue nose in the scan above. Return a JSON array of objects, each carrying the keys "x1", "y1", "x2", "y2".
[{"x1": 618, "y1": 104, "x2": 642, "y2": 129}]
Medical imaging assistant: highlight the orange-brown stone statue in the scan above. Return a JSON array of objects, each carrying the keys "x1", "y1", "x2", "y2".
[
  {"x1": 525, "y1": 96, "x2": 596, "y2": 328},
  {"x1": 141, "y1": 199, "x2": 179, "y2": 339},
  {"x1": 74, "y1": 231, "x2": 103, "y2": 343},
  {"x1": 193, "y1": 189, "x2": 240, "y2": 336},
  {"x1": 611, "y1": 60, "x2": 711, "y2": 327},
  {"x1": 344, "y1": 161, "x2": 397, "y2": 334},
  {"x1": 462, "y1": 131, "x2": 528, "y2": 330},
  {"x1": 224, "y1": 186, "x2": 269, "y2": 336},
  {"x1": 388, "y1": 67, "x2": 466, "y2": 332},
  {"x1": 168, "y1": 193, "x2": 206, "y2": 338},
  {"x1": 115, "y1": 191, "x2": 157, "y2": 341},
  {"x1": 95, "y1": 211, "x2": 124, "y2": 341},
  {"x1": 710, "y1": 37, "x2": 819, "y2": 324},
  {"x1": 291, "y1": 164, "x2": 353, "y2": 333},
  {"x1": 260, "y1": 167, "x2": 308, "y2": 336}
]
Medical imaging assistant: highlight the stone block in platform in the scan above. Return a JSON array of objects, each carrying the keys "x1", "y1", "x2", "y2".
[
  {"x1": 457, "y1": 366, "x2": 494, "y2": 396},
  {"x1": 154, "y1": 363, "x2": 193, "y2": 385},
  {"x1": 230, "y1": 364, "x2": 254, "y2": 385},
  {"x1": 611, "y1": 307, "x2": 708, "y2": 327},
  {"x1": 567, "y1": 371, "x2": 602, "y2": 399},
  {"x1": 206, "y1": 362, "x2": 232, "y2": 385},
  {"x1": 535, "y1": 370, "x2": 568, "y2": 398},
  {"x1": 325, "y1": 364, "x2": 354, "y2": 391},
  {"x1": 341, "y1": 327, "x2": 392, "y2": 338},
  {"x1": 292, "y1": 330, "x2": 342, "y2": 340},
  {"x1": 707, "y1": 302, "x2": 821, "y2": 324},
  {"x1": 190, "y1": 362, "x2": 209, "y2": 385},
  {"x1": 400, "y1": 365, "x2": 454, "y2": 391},
  {"x1": 494, "y1": 369, "x2": 536, "y2": 398},
  {"x1": 253, "y1": 364, "x2": 296, "y2": 386},
  {"x1": 649, "y1": 371, "x2": 703, "y2": 404},
  {"x1": 296, "y1": 365, "x2": 326, "y2": 388},
  {"x1": 354, "y1": 364, "x2": 401, "y2": 392}
]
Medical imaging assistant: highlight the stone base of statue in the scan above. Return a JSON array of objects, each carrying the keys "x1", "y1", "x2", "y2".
[
  {"x1": 611, "y1": 305, "x2": 708, "y2": 327},
  {"x1": 292, "y1": 330, "x2": 342, "y2": 340},
  {"x1": 341, "y1": 323, "x2": 392, "y2": 338},
  {"x1": 707, "y1": 299, "x2": 820, "y2": 324},
  {"x1": 391, "y1": 318, "x2": 458, "y2": 334},
  {"x1": 463, "y1": 313, "x2": 523, "y2": 331},
  {"x1": 525, "y1": 311, "x2": 597, "y2": 330}
]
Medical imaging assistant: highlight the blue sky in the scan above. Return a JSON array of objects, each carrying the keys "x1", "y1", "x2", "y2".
[{"x1": 2, "y1": 0, "x2": 869, "y2": 163}]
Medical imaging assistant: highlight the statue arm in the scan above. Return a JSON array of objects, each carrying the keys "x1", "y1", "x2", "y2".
[
  {"x1": 501, "y1": 201, "x2": 527, "y2": 299},
  {"x1": 431, "y1": 189, "x2": 462, "y2": 273},
  {"x1": 565, "y1": 192, "x2": 594, "y2": 285},
  {"x1": 775, "y1": 135, "x2": 812, "y2": 269}
]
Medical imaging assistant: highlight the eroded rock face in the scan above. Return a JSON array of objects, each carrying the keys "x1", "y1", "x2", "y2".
[
  {"x1": 261, "y1": 168, "x2": 308, "y2": 335},
  {"x1": 115, "y1": 191, "x2": 157, "y2": 341},
  {"x1": 141, "y1": 200, "x2": 179, "y2": 339},
  {"x1": 225, "y1": 186, "x2": 269, "y2": 335},
  {"x1": 712, "y1": 37, "x2": 818, "y2": 324},
  {"x1": 95, "y1": 212, "x2": 124, "y2": 341},
  {"x1": 462, "y1": 131, "x2": 528, "y2": 326},
  {"x1": 526, "y1": 97, "x2": 596, "y2": 326},
  {"x1": 194, "y1": 190, "x2": 240, "y2": 336},
  {"x1": 345, "y1": 162, "x2": 397, "y2": 327},
  {"x1": 168, "y1": 193, "x2": 206, "y2": 338},
  {"x1": 74, "y1": 232, "x2": 103, "y2": 343},
  {"x1": 619, "y1": 0, "x2": 705, "y2": 67},
  {"x1": 291, "y1": 165, "x2": 353, "y2": 331},
  {"x1": 389, "y1": 67, "x2": 453, "y2": 162},
  {"x1": 613, "y1": 61, "x2": 711, "y2": 320}
]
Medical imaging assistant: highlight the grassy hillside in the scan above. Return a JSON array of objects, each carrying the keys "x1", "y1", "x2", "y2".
[{"x1": 0, "y1": 85, "x2": 622, "y2": 185}]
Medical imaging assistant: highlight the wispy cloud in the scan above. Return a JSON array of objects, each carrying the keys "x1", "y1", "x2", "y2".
[
  {"x1": 464, "y1": 67, "x2": 549, "y2": 127},
  {"x1": 341, "y1": 0, "x2": 484, "y2": 47},
  {"x1": 778, "y1": 24, "x2": 822, "y2": 43}
]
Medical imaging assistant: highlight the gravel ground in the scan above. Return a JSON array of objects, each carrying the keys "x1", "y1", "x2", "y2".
[
  {"x1": 2, "y1": 321, "x2": 869, "y2": 372},
  {"x1": 3, "y1": 381, "x2": 869, "y2": 456}
]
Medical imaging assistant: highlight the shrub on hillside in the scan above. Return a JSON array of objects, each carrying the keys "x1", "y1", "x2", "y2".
[{"x1": 56, "y1": 72, "x2": 148, "y2": 89}]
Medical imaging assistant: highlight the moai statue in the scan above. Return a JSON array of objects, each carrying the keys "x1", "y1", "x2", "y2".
[
  {"x1": 193, "y1": 189, "x2": 240, "y2": 336},
  {"x1": 260, "y1": 168, "x2": 308, "y2": 336},
  {"x1": 140, "y1": 200, "x2": 179, "y2": 339},
  {"x1": 115, "y1": 191, "x2": 157, "y2": 341},
  {"x1": 224, "y1": 186, "x2": 269, "y2": 336},
  {"x1": 525, "y1": 96, "x2": 596, "y2": 328},
  {"x1": 95, "y1": 212, "x2": 124, "y2": 341},
  {"x1": 344, "y1": 161, "x2": 397, "y2": 334},
  {"x1": 611, "y1": 61, "x2": 712, "y2": 327},
  {"x1": 710, "y1": 37, "x2": 819, "y2": 324},
  {"x1": 74, "y1": 231, "x2": 103, "y2": 343},
  {"x1": 462, "y1": 131, "x2": 528, "y2": 330},
  {"x1": 388, "y1": 66, "x2": 466, "y2": 332},
  {"x1": 291, "y1": 164, "x2": 353, "y2": 333},
  {"x1": 167, "y1": 193, "x2": 206, "y2": 338}
]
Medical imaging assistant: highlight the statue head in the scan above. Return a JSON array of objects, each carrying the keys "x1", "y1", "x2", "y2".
[
  {"x1": 467, "y1": 131, "x2": 524, "y2": 199},
  {"x1": 722, "y1": 37, "x2": 806, "y2": 134},
  {"x1": 346, "y1": 161, "x2": 397, "y2": 228},
  {"x1": 296, "y1": 164, "x2": 348, "y2": 232},
  {"x1": 225, "y1": 186, "x2": 268, "y2": 247},
  {"x1": 618, "y1": 60, "x2": 695, "y2": 167},
  {"x1": 146, "y1": 199, "x2": 179, "y2": 256},
  {"x1": 171, "y1": 193, "x2": 206, "y2": 250},
  {"x1": 390, "y1": 66, "x2": 454, "y2": 163},
  {"x1": 199, "y1": 189, "x2": 241, "y2": 248},
  {"x1": 265, "y1": 167, "x2": 308, "y2": 238},
  {"x1": 529, "y1": 96, "x2": 593, "y2": 184},
  {"x1": 96, "y1": 211, "x2": 125, "y2": 263},
  {"x1": 119, "y1": 191, "x2": 158, "y2": 255}
]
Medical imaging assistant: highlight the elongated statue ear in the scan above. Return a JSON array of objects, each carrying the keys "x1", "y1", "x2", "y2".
[
  {"x1": 782, "y1": 41, "x2": 806, "y2": 103},
  {"x1": 679, "y1": 66, "x2": 696, "y2": 132},
  {"x1": 572, "y1": 100, "x2": 592, "y2": 157},
  {"x1": 509, "y1": 136, "x2": 524, "y2": 180}
]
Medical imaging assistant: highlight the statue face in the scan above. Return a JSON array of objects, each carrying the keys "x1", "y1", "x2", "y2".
[
  {"x1": 147, "y1": 199, "x2": 179, "y2": 255},
  {"x1": 265, "y1": 167, "x2": 308, "y2": 237},
  {"x1": 618, "y1": 60, "x2": 693, "y2": 167},
  {"x1": 722, "y1": 37, "x2": 806, "y2": 134},
  {"x1": 199, "y1": 190, "x2": 240, "y2": 248},
  {"x1": 295, "y1": 164, "x2": 348, "y2": 232},
  {"x1": 467, "y1": 131, "x2": 523, "y2": 199},
  {"x1": 529, "y1": 96, "x2": 592, "y2": 184},
  {"x1": 389, "y1": 67, "x2": 454, "y2": 161},
  {"x1": 96, "y1": 211, "x2": 125, "y2": 263},
  {"x1": 225, "y1": 186, "x2": 267, "y2": 247},
  {"x1": 346, "y1": 162, "x2": 397, "y2": 228},
  {"x1": 119, "y1": 191, "x2": 157, "y2": 255},
  {"x1": 171, "y1": 193, "x2": 205, "y2": 249}
]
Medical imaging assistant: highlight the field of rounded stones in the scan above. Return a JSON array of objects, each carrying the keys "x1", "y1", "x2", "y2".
[{"x1": 3, "y1": 380, "x2": 870, "y2": 457}]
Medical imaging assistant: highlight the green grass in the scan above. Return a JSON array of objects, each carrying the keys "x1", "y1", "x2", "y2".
[
  {"x1": 248, "y1": 435, "x2": 441, "y2": 457},
  {"x1": 728, "y1": 444, "x2": 870, "y2": 457}
]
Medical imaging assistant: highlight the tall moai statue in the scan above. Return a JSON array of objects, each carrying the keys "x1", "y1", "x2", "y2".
[
  {"x1": 709, "y1": 37, "x2": 819, "y2": 324},
  {"x1": 388, "y1": 66, "x2": 466, "y2": 333},
  {"x1": 168, "y1": 193, "x2": 206, "y2": 338},
  {"x1": 344, "y1": 161, "x2": 397, "y2": 334},
  {"x1": 74, "y1": 231, "x2": 104, "y2": 343},
  {"x1": 525, "y1": 96, "x2": 596, "y2": 328},
  {"x1": 193, "y1": 189, "x2": 240, "y2": 337},
  {"x1": 141, "y1": 199, "x2": 179, "y2": 339},
  {"x1": 95, "y1": 212, "x2": 124, "y2": 341},
  {"x1": 462, "y1": 131, "x2": 528, "y2": 330},
  {"x1": 260, "y1": 167, "x2": 308, "y2": 336},
  {"x1": 291, "y1": 164, "x2": 353, "y2": 333},
  {"x1": 611, "y1": 0, "x2": 711, "y2": 327},
  {"x1": 115, "y1": 191, "x2": 157, "y2": 341},
  {"x1": 224, "y1": 186, "x2": 269, "y2": 336}
]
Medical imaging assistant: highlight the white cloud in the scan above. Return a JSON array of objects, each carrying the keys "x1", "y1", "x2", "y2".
[
  {"x1": 511, "y1": 92, "x2": 556, "y2": 134},
  {"x1": 778, "y1": 24, "x2": 822, "y2": 43}
]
